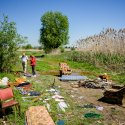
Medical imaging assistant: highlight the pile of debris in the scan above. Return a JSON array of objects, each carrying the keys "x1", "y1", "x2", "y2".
[
  {"x1": 101, "y1": 84, "x2": 125, "y2": 107},
  {"x1": 71, "y1": 78, "x2": 113, "y2": 89},
  {"x1": 79, "y1": 78, "x2": 112, "y2": 89}
]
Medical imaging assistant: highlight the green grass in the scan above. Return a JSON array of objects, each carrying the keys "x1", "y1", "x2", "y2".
[{"x1": 111, "y1": 73, "x2": 125, "y2": 84}]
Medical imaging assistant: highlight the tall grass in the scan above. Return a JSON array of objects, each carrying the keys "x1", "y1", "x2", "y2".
[
  {"x1": 66, "y1": 51, "x2": 125, "y2": 73},
  {"x1": 76, "y1": 28, "x2": 125, "y2": 54}
]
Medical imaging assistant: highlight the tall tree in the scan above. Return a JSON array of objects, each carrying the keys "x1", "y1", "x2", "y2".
[
  {"x1": 40, "y1": 11, "x2": 69, "y2": 53},
  {"x1": 0, "y1": 16, "x2": 26, "y2": 72}
]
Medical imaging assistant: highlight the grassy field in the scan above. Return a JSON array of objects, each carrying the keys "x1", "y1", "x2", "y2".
[{"x1": 0, "y1": 51, "x2": 125, "y2": 125}]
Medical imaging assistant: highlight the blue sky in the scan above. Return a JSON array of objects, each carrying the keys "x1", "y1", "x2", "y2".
[{"x1": 0, "y1": 0, "x2": 125, "y2": 46}]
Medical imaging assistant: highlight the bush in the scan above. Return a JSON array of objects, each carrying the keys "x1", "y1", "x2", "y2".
[{"x1": 60, "y1": 46, "x2": 65, "y2": 53}]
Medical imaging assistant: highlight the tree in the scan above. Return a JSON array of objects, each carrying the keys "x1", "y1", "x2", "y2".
[
  {"x1": 0, "y1": 16, "x2": 26, "y2": 72},
  {"x1": 22, "y1": 43, "x2": 32, "y2": 49},
  {"x1": 40, "y1": 11, "x2": 69, "y2": 53}
]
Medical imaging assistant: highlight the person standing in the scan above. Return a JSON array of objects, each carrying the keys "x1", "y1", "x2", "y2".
[
  {"x1": 21, "y1": 53, "x2": 28, "y2": 73},
  {"x1": 30, "y1": 55, "x2": 36, "y2": 77}
]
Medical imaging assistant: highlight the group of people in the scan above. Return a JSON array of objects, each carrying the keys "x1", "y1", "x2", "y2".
[{"x1": 21, "y1": 53, "x2": 36, "y2": 77}]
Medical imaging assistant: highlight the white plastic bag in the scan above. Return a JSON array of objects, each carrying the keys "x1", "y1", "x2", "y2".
[{"x1": 1, "y1": 77, "x2": 9, "y2": 85}]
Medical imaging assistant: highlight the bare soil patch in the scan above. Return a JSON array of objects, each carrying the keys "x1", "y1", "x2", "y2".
[{"x1": 59, "y1": 80, "x2": 125, "y2": 124}]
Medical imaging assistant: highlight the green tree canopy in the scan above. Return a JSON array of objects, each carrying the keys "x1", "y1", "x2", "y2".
[
  {"x1": 0, "y1": 16, "x2": 26, "y2": 72},
  {"x1": 40, "y1": 11, "x2": 69, "y2": 53},
  {"x1": 22, "y1": 43, "x2": 32, "y2": 49}
]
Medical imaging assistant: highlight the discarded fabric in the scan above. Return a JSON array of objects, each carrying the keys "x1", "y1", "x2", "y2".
[
  {"x1": 78, "y1": 104, "x2": 95, "y2": 108},
  {"x1": 59, "y1": 75, "x2": 87, "y2": 81},
  {"x1": 24, "y1": 73, "x2": 32, "y2": 77},
  {"x1": 52, "y1": 95, "x2": 64, "y2": 102},
  {"x1": 16, "y1": 82, "x2": 30, "y2": 87},
  {"x1": 16, "y1": 87, "x2": 28, "y2": 95},
  {"x1": 28, "y1": 91, "x2": 41, "y2": 96},
  {"x1": 52, "y1": 95, "x2": 64, "y2": 99},
  {"x1": 55, "y1": 98, "x2": 64, "y2": 102},
  {"x1": 46, "y1": 88, "x2": 56, "y2": 92},
  {"x1": 84, "y1": 112, "x2": 103, "y2": 118},
  {"x1": 58, "y1": 102, "x2": 68, "y2": 112},
  {"x1": 15, "y1": 77, "x2": 26, "y2": 83},
  {"x1": 57, "y1": 120, "x2": 65, "y2": 125}
]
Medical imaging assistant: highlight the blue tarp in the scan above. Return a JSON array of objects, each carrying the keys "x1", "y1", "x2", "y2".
[{"x1": 59, "y1": 75, "x2": 87, "y2": 81}]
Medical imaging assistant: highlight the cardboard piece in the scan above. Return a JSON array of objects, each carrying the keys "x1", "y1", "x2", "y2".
[{"x1": 25, "y1": 106, "x2": 55, "y2": 125}]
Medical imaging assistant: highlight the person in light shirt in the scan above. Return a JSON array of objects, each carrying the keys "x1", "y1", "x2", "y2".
[{"x1": 21, "y1": 53, "x2": 28, "y2": 73}]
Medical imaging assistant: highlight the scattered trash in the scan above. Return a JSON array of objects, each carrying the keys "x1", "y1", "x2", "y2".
[
  {"x1": 24, "y1": 73, "x2": 32, "y2": 77},
  {"x1": 97, "y1": 121, "x2": 102, "y2": 124},
  {"x1": 21, "y1": 91, "x2": 28, "y2": 95},
  {"x1": 28, "y1": 91, "x2": 41, "y2": 96},
  {"x1": 79, "y1": 78, "x2": 112, "y2": 89},
  {"x1": 78, "y1": 103, "x2": 95, "y2": 108},
  {"x1": 58, "y1": 102, "x2": 68, "y2": 112},
  {"x1": 46, "y1": 88, "x2": 56, "y2": 92},
  {"x1": 84, "y1": 112, "x2": 103, "y2": 118},
  {"x1": 32, "y1": 93, "x2": 49, "y2": 102},
  {"x1": 54, "y1": 91, "x2": 60, "y2": 95},
  {"x1": 44, "y1": 98, "x2": 51, "y2": 101},
  {"x1": 95, "y1": 106, "x2": 104, "y2": 111},
  {"x1": 0, "y1": 77, "x2": 9, "y2": 85},
  {"x1": 71, "y1": 83, "x2": 79, "y2": 88},
  {"x1": 70, "y1": 95, "x2": 75, "y2": 98},
  {"x1": 55, "y1": 98, "x2": 64, "y2": 102},
  {"x1": 59, "y1": 75, "x2": 87, "y2": 81},
  {"x1": 22, "y1": 96, "x2": 37, "y2": 102},
  {"x1": 43, "y1": 101, "x2": 51, "y2": 112},
  {"x1": 16, "y1": 82, "x2": 30, "y2": 87},
  {"x1": 25, "y1": 106, "x2": 55, "y2": 125},
  {"x1": 15, "y1": 77, "x2": 26, "y2": 84},
  {"x1": 78, "y1": 96, "x2": 84, "y2": 99},
  {"x1": 46, "y1": 103, "x2": 51, "y2": 111},
  {"x1": 16, "y1": 87, "x2": 28, "y2": 95},
  {"x1": 77, "y1": 104, "x2": 104, "y2": 112},
  {"x1": 52, "y1": 95, "x2": 64, "y2": 99},
  {"x1": 57, "y1": 120, "x2": 65, "y2": 125}
]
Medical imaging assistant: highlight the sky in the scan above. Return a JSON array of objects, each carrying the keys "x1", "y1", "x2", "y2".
[{"x1": 0, "y1": 0, "x2": 125, "y2": 46}]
